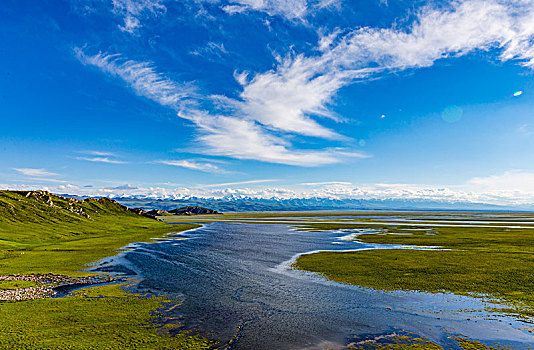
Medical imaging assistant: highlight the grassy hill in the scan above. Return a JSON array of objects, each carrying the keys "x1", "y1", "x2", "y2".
[
  {"x1": 0, "y1": 190, "x2": 210, "y2": 349},
  {"x1": 0, "y1": 190, "x2": 198, "y2": 275}
]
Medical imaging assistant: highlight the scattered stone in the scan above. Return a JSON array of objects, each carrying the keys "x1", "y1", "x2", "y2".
[{"x1": 0, "y1": 274, "x2": 119, "y2": 301}]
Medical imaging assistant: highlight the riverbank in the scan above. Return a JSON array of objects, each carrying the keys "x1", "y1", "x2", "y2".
[{"x1": 0, "y1": 223, "x2": 212, "y2": 348}]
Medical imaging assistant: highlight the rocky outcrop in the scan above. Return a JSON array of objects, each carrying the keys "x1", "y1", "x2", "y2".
[
  {"x1": 168, "y1": 206, "x2": 221, "y2": 215},
  {"x1": 145, "y1": 209, "x2": 171, "y2": 216}
]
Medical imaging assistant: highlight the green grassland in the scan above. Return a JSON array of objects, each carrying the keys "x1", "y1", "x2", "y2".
[
  {"x1": 0, "y1": 190, "x2": 208, "y2": 348},
  {"x1": 165, "y1": 211, "x2": 534, "y2": 228},
  {"x1": 347, "y1": 334, "x2": 505, "y2": 350},
  {"x1": 0, "y1": 280, "x2": 38, "y2": 290},
  {"x1": 0, "y1": 190, "x2": 200, "y2": 275},
  {"x1": 294, "y1": 221, "x2": 534, "y2": 318},
  {"x1": 0, "y1": 284, "x2": 212, "y2": 349}
]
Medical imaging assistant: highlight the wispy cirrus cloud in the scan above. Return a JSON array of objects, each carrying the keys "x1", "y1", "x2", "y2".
[
  {"x1": 82, "y1": 150, "x2": 116, "y2": 156},
  {"x1": 157, "y1": 159, "x2": 222, "y2": 172},
  {"x1": 300, "y1": 181, "x2": 351, "y2": 186},
  {"x1": 75, "y1": 156, "x2": 127, "y2": 164},
  {"x1": 184, "y1": 111, "x2": 359, "y2": 165},
  {"x1": 111, "y1": 0, "x2": 166, "y2": 33},
  {"x1": 75, "y1": 48, "x2": 197, "y2": 108},
  {"x1": 235, "y1": 0, "x2": 534, "y2": 142},
  {"x1": 328, "y1": 0, "x2": 534, "y2": 70},
  {"x1": 190, "y1": 42, "x2": 228, "y2": 59},
  {"x1": 13, "y1": 168, "x2": 59, "y2": 177},
  {"x1": 106, "y1": 0, "x2": 337, "y2": 30},
  {"x1": 221, "y1": 0, "x2": 343, "y2": 20},
  {"x1": 76, "y1": 47, "x2": 358, "y2": 166},
  {"x1": 235, "y1": 55, "x2": 355, "y2": 138},
  {"x1": 74, "y1": 150, "x2": 126, "y2": 164},
  {"x1": 222, "y1": 0, "x2": 308, "y2": 19}
]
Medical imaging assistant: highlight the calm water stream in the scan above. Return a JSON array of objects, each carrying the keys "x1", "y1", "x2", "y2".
[{"x1": 91, "y1": 222, "x2": 534, "y2": 349}]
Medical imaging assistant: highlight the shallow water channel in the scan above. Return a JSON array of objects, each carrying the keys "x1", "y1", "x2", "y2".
[{"x1": 92, "y1": 222, "x2": 534, "y2": 349}]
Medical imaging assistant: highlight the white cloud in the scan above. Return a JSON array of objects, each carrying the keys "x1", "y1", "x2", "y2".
[
  {"x1": 75, "y1": 156, "x2": 127, "y2": 164},
  {"x1": 185, "y1": 111, "x2": 362, "y2": 165},
  {"x1": 237, "y1": 54, "x2": 351, "y2": 138},
  {"x1": 13, "y1": 168, "x2": 59, "y2": 177},
  {"x1": 111, "y1": 0, "x2": 166, "y2": 33},
  {"x1": 202, "y1": 179, "x2": 279, "y2": 187},
  {"x1": 82, "y1": 150, "x2": 116, "y2": 156},
  {"x1": 300, "y1": 181, "x2": 352, "y2": 186},
  {"x1": 465, "y1": 170, "x2": 534, "y2": 193},
  {"x1": 57, "y1": 184, "x2": 81, "y2": 191},
  {"x1": 237, "y1": 0, "x2": 534, "y2": 143},
  {"x1": 190, "y1": 41, "x2": 228, "y2": 59},
  {"x1": 328, "y1": 0, "x2": 534, "y2": 70},
  {"x1": 75, "y1": 48, "x2": 197, "y2": 108},
  {"x1": 157, "y1": 159, "x2": 222, "y2": 172},
  {"x1": 76, "y1": 47, "x2": 363, "y2": 166},
  {"x1": 11, "y1": 175, "x2": 533, "y2": 206},
  {"x1": 220, "y1": 0, "x2": 342, "y2": 19},
  {"x1": 222, "y1": 0, "x2": 308, "y2": 19},
  {"x1": 344, "y1": 0, "x2": 534, "y2": 71},
  {"x1": 76, "y1": 0, "x2": 534, "y2": 167}
]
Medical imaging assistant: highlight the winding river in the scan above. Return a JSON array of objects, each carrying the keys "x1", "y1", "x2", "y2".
[{"x1": 91, "y1": 222, "x2": 534, "y2": 349}]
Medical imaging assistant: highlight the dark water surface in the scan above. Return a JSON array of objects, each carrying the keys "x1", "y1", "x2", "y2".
[{"x1": 92, "y1": 223, "x2": 534, "y2": 349}]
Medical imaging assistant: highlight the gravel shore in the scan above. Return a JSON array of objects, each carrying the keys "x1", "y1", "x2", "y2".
[{"x1": 0, "y1": 274, "x2": 117, "y2": 301}]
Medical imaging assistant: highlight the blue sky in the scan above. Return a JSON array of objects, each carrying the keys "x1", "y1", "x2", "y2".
[{"x1": 1, "y1": 0, "x2": 534, "y2": 205}]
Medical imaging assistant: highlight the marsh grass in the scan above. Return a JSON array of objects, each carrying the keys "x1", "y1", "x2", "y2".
[
  {"x1": 0, "y1": 283, "x2": 213, "y2": 349},
  {"x1": 294, "y1": 221, "x2": 534, "y2": 319},
  {"x1": 0, "y1": 280, "x2": 38, "y2": 290}
]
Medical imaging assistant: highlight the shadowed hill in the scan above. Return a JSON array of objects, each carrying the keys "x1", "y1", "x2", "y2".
[{"x1": 169, "y1": 206, "x2": 221, "y2": 215}]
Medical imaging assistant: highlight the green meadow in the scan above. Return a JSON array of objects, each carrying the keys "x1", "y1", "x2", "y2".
[
  {"x1": 293, "y1": 218, "x2": 534, "y2": 319},
  {"x1": 0, "y1": 190, "x2": 210, "y2": 348}
]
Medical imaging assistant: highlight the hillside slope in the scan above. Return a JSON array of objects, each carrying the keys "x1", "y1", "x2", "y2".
[
  {"x1": 0, "y1": 190, "x2": 158, "y2": 247},
  {"x1": 0, "y1": 190, "x2": 195, "y2": 275}
]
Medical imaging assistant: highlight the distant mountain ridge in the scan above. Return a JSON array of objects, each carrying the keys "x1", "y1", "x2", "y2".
[
  {"x1": 54, "y1": 192, "x2": 534, "y2": 212},
  {"x1": 101, "y1": 196, "x2": 527, "y2": 212}
]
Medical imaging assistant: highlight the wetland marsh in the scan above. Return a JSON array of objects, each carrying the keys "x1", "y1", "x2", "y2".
[
  {"x1": 91, "y1": 211, "x2": 534, "y2": 349},
  {"x1": 2, "y1": 195, "x2": 533, "y2": 349}
]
